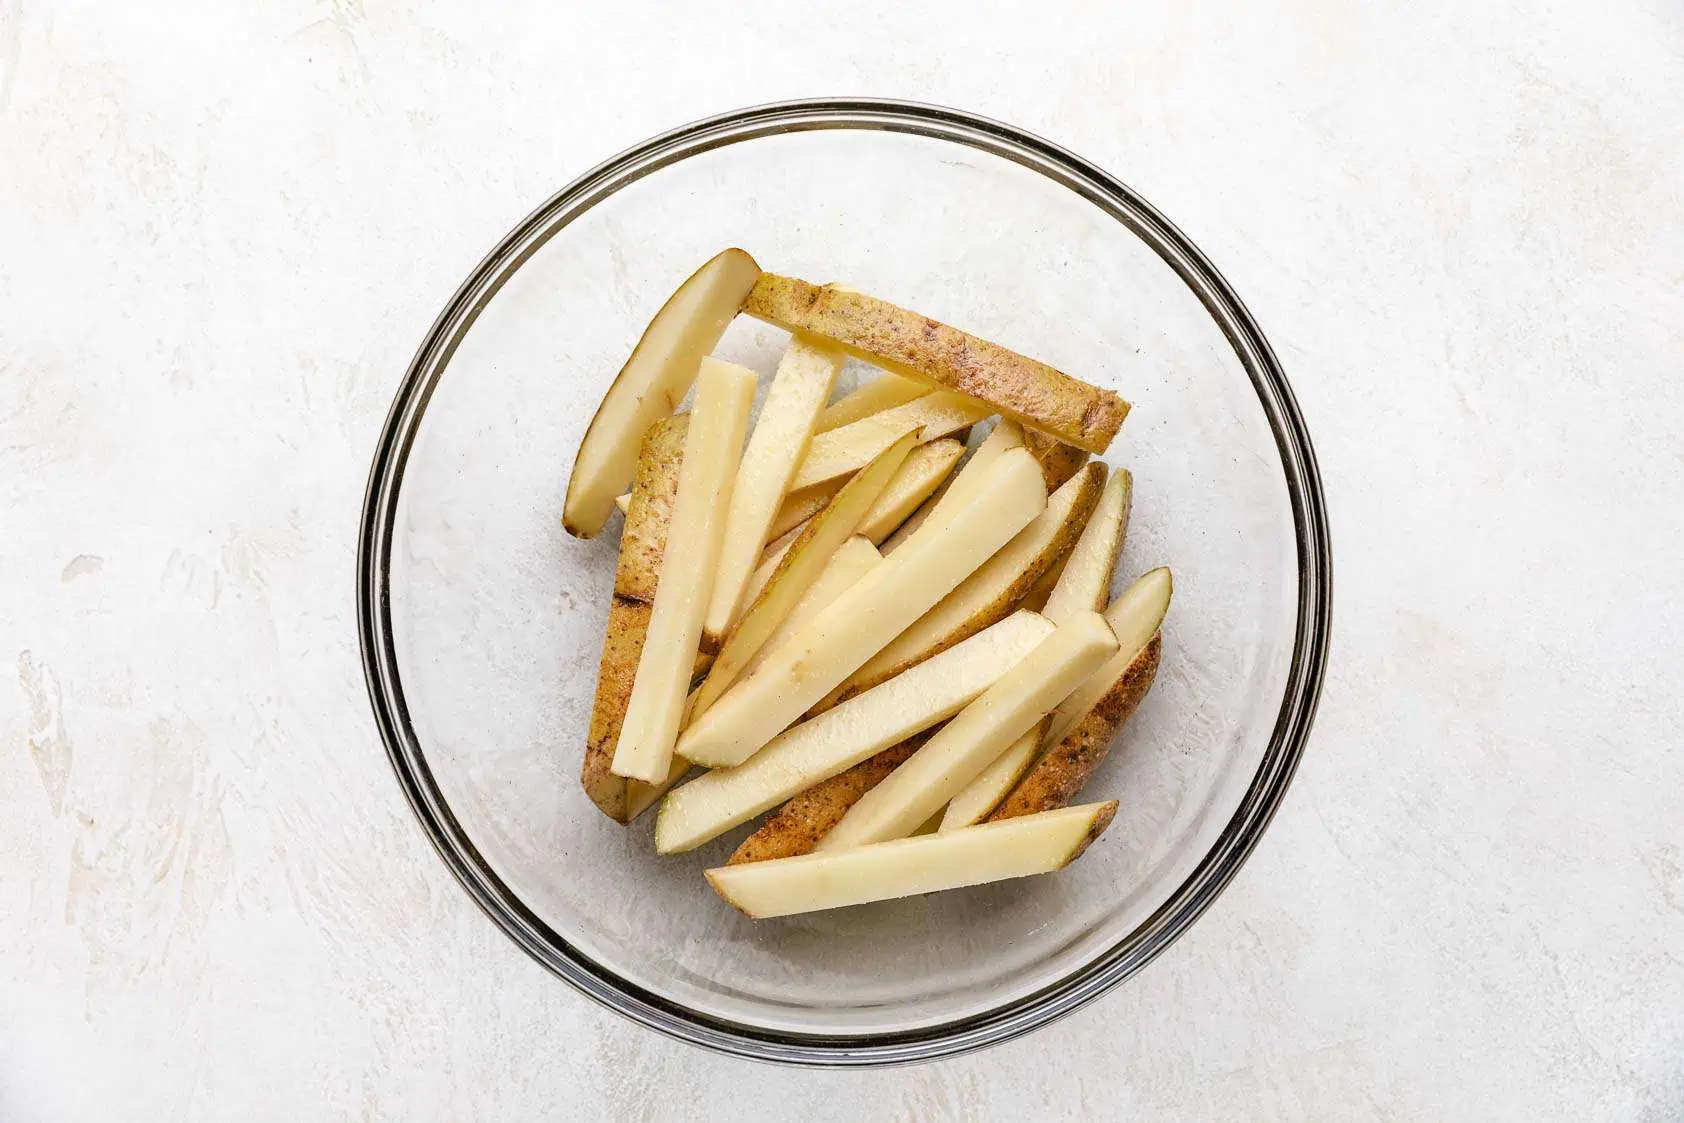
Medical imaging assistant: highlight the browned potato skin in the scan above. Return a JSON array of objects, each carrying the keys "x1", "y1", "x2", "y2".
[
  {"x1": 1022, "y1": 429, "x2": 1090, "y2": 491},
  {"x1": 988, "y1": 632, "x2": 1162, "y2": 822},
  {"x1": 614, "y1": 415, "x2": 688, "y2": 603},
  {"x1": 742, "y1": 275, "x2": 1128, "y2": 453},
  {"x1": 726, "y1": 732, "x2": 935, "y2": 864},
  {"x1": 581, "y1": 596, "x2": 654, "y2": 820}
]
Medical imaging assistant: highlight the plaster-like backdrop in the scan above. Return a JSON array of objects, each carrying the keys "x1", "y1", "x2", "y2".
[{"x1": 2, "y1": 1, "x2": 1681, "y2": 1119}]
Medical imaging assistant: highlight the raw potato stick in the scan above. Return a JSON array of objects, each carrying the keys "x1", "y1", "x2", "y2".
[
  {"x1": 707, "y1": 802, "x2": 1119, "y2": 918},
  {"x1": 1022, "y1": 429, "x2": 1090, "y2": 491},
  {"x1": 789, "y1": 391, "x2": 990, "y2": 491},
  {"x1": 565, "y1": 249, "x2": 760, "y2": 536},
  {"x1": 939, "y1": 719, "x2": 1045, "y2": 830},
  {"x1": 743, "y1": 274, "x2": 1129, "y2": 453},
  {"x1": 1041, "y1": 468, "x2": 1132, "y2": 624},
  {"x1": 727, "y1": 735, "x2": 928, "y2": 865},
  {"x1": 610, "y1": 359, "x2": 756, "y2": 783},
  {"x1": 882, "y1": 419, "x2": 1024, "y2": 553},
  {"x1": 991, "y1": 633, "x2": 1161, "y2": 821},
  {"x1": 1044, "y1": 567, "x2": 1172, "y2": 749},
  {"x1": 813, "y1": 372, "x2": 928, "y2": 432}
]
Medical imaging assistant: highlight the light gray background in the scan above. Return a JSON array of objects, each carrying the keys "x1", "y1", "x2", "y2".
[{"x1": 3, "y1": 1, "x2": 1680, "y2": 1119}]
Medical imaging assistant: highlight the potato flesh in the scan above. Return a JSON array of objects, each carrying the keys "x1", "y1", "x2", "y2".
[
  {"x1": 706, "y1": 802, "x2": 1119, "y2": 918},
  {"x1": 813, "y1": 372, "x2": 927, "y2": 433},
  {"x1": 655, "y1": 612, "x2": 1056, "y2": 853},
  {"x1": 610, "y1": 359, "x2": 756, "y2": 782},
  {"x1": 939, "y1": 719, "x2": 1045, "y2": 830},
  {"x1": 789, "y1": 391, "x2": 989, "y2": 491},
  {"x1": 1042, "y1": 468, "x2": 1132, "y2": 624},
  {"x1": 818, "y1": 612, "x2": 1118, "y2": 850},
  {"x1": 881, "y1": 419, "x2": 1024, "y2": 552},
  {"x1": 704, "y1": 335, "x2": 842, "y2": 644},
  {"x1": 564, "y1": 249, "x2": 759, "y2": 537},
  {"x1": 675, "y1": 450, "x2": 1048, "y2": 768},
  {"x1": 1043, "y1": 567, "x2": 1173, "y2": 750}
]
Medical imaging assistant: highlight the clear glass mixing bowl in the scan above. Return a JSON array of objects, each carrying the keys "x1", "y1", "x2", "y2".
[{"x1": 357, "y1": 99, "x2": 1331, "y2": 1065}]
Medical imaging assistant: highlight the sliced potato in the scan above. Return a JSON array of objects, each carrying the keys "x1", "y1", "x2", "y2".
[
  {"x1": 742, "y1": 537, "x2": 881, "y2": 679},
  {"x1": 939, "y1": 718, "x2": 1045, "y2": 830},
  {"x1": 614, "y1": 492, "x2": 632, "y2": 517},
  {"x1": 813, "y1": 372, "x2": 927, "y2": 432},
  {"x1": 656, "y1": 611, "x2": 1055, "y2": 852},
  {"x1": 707, "y1": 801, "x2": 1118, "y2": 918},
  {"x1": 853, "y1": 438, "x2": 964, "y2": 542},
  {"x1": 689, "y1": 433, "x2": 918, "y2": 721},
  {"x1": 610, "y1": 359, "x2": 756, "y2": 783},
  {"x1": 992, "y1": 633, "x2": 1161, "y2": 821},
  {"x1": 614, "y1": 415, "x2": 689, "y2": 603},
  {"x1": 625, "y1": 756, "x2": 693, "y2": 823},
  {"x1": 881, "y1": 419, "x2": 1024, "y2": 553},
  {"x1": 1041, "y1": 468, "x2": 1132, "y2": 624},
  {"x1": 818, "y1": 611, "x2": 1117, "y2": 850},
  {"x1": 727, "y1": 736, "x2": 925, "y2": 865},
  {"x1": 1043, "y1": 567, "x2": 1172, "y2": 750},
  {"x1": 703, "y1": 335, "x2": 842, "y2": 645},
  {"x1": 565, "y1": 249, "x2": 760, "y2": 537},
  {"x1": 581, "y1": 596, "x2": 655, "y2": 821},
  {"x1": 765, "y1": 480, "x2": 841, "y2": 540},
  {"x1": 789, "y1": 391, "x2": 989, "y2": 491},
  {"x1": 835, "y1": 462, "x2": 1106, "y2": 704},
  {"x1": 1022, "y1": 429, "x2": 1090, "y2": 490},
  {"x1": 676, "y1": 449, "x2": 1048, "y2": 769},
  {"x1": 742, "y1": 274, "x2": 1128, "y2": 453}
]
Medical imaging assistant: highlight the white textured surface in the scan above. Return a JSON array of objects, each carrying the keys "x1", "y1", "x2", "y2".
[{"x1": 3, "y1": 1, "x2": 1682, "y2": 1119}]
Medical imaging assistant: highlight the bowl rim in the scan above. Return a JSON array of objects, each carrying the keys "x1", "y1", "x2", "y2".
[{"x1": 356, "y1": 97, "x2": 1333, "y2": 1067}]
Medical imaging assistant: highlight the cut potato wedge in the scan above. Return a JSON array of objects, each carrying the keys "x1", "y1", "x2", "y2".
[
  {"x1": 727, "y1": 735, "x2": 925, "y2": 864},
  {"x1": 818, "y1": 611, "x2": 1117, "y2": 850},
  {"x1": 940, "y1": 718, "x2": 1046, "y2": 830},
  {"x1": 748, "y1": 537, "x2": 881, "y2": 669},
  {"x1": 765, "y1": 481, "x2": 840, "y2": 541},
  {"x1": 993, "y1": 633, "x2": 1161, "y2": 821},
  {"x1": 813, "y1": 372, "x2": 927, "y2": 433},
  {"x1": 610, "y1": 359, "x2": 756, "y2": 783},
  {"x1": 703, "y1": 335, "x2": 842, "y2": 645},
  {"x1": 614, "y1": 415, "x2": 689, "y2": 603},
  {"x1": 625, "y1": 756, "x2": 692, "y2": 823},
  {"x1": 689, "y1": 433, "x2": 918, "y2": 721},
  {"x1": 789, "y1": 391, "x2": 989, "y2": 491},
  {"x1": 707, "y1": 801, "x2": 1118, "y2": 918},
  {"x1": 743, "y1": 274, "x2": 1128, "y2": 453},
  {"x1": 1022, "y1": 429, "x2": 1090, "y2": 491},
  {"x1": 656, "y1": 611, "x2": 1055, "y2": 852},
  {"x1": 1041, "y1": 468, "x2": 1132, "y2": 624},
  {"x1": 881, "y1": 419, "x2": 1024, "y2": 553},
  {"x1": 835, "y1": 462, "x2": 1106, "y2": 704},
  {"x1": 853, "y1": 438, "x2": 964, "y2": 542},
  {"x1": 676, "y1": 449, "x2": 1048, "y2": 768},
  {"x1": 1044, "y1": 567, "x2": 1172, "y2": 751},
  {"x1": 565, "y1": 249, "x2": 760, "y2": 537}
]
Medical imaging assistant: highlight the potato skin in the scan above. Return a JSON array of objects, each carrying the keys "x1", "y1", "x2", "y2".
[
  {"x1": 582, "y1": 596, "x2": 655, "y2": 821},
  {"x1": 743, "y1": 274, "x2": 1128, "y2": 454},
  {"x1": 726, "y1": 733, "x2": 934, "y2": 864},
  {"x1": 614, "y1": 415, "x2": 689, "y2": 603},
  {"x1": 1022, "y1": 429, "x2": 1090, "y2": 491},
  {"x1": 988, "y1": 632, "x2": 1162, "y2": 821}
]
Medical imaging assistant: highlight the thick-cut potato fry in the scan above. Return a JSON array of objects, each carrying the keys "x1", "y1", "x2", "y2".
[
  {"x1": 882, "y1": 419, "x2": 1023, "y2": 553},
  {"x1": 689, "y1": 434, "x2": 916, "y2": 721},
  {"x1": 1041, "y1": 468, "x2": 1132, "y2": 624},
  {"x1": 565, "y1": 249, "x2": 760, "y2": 537},
  {"x1": 939, "y1": 719, "x2": 1045, "y2": 830},
  {"x1": 614, "y1": 416, "x2": 689, "y2": 604},
  {"x1": 707, "y1": 802, "x2": 1119, "y2": 918},
  {"x1": 676, "y1": 450, "x2": 1047, "y2": 769},
  {"x1": 656, "y1": 612, "x2": 1054, "y2": 853},
  {"x1": 1044, "y1": 567, "x2": 1172, "y2": 749},
  {"x1": 743, "y1": 274, "x2": 1129, "y2": 453},
  {"x1": 813, "y1": 372, "x2": 927, "y2": 433},
  {"x1": 1022, "y1": 429, "x2": 1090, "y2": 491},
  {"x1": 625, "y1": 757, "x2": 692, "y2": 823},
  {"x1": 833, "y1": 462, "x2": 1106, "y2": 705},
  {"x1": 767, "y1": 437, "x2": 965, "y2": 543},
  {"x1": 582, "y1": 596, "x2": 655, "y2": 821},
  {"x1": 704, "y1": 336, "x2": 842, "y2": 646},
  {"x1": 610, "y1": 360, "x2": 756, "y2": 783},
  {"x1": 726, "y1": 735, "x2": 928, "y2": 865},
  {"x1": 991, "y1": 633, "x2": 1161, "y2": 820},
  {"x1": 789, "y1": 391, "x2": 989, "y2": 491}
]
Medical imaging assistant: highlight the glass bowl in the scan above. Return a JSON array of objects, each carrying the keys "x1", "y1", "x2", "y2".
[{"x1": 357, "y1": 99, "x2": 1331, "y2": 1065}]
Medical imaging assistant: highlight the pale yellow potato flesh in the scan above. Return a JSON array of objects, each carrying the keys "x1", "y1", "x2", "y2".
[
  {"x1": 813, "y1": 372, "x2": 927, "y2": 433},
  {"x1": 1041, "y1": 468, "x2": 1132, "y2": 624},
  {"x1": 624, "y1": 757, "x2": 692, "y2": 822},
  {"x1": 818, "y1": 611, "x2": 1117, "y2": 850},
  {"x1": 706, "y1": 801, "x2": 1119, "y2": 918},
  {"x1": 614, "y1": 492, "x2": 631, "y2": 516},
  {"x1": 853, "y1": 438, "x2": 964, "y2": 542},
  {"x1": 839, "y1": 462, "x2": 1105, "y2": 700},
  {"x1": 881, "y1": 419, "x2": 1024, "y2": 553},
  {"x1": 703, "y1": 335, "x2": 842, "y2": 645},
  {"x1": 940, "y1": 718, "x2": 1046, "y2": 830},
  {"x1": 744, "y1": 537, "x2": 881, "y2": 676},
  {"x1": 741, "y1": 274, "x2": 1129, "y2": 453},
  {"x1": 1043, "y1": 567, "x2": 1173, "y2": 750},
  {"x1": 564, "y1": 249, "x2": 760, "y2": 537},
  {"x1": 609, "y1": 359, "x2": 756, "y2": 782},
  {"x1": 656, "y1": 612, "x2": 1055, "y2": 853},
  {"x1": 676, "y1": 449, "x2": 1048, "y2": 768},
  {"x1": 789, "y1": 391, "x2": 989, "y2": 491},
  {"x1": 688, "y1": 433, "x2": 918, "y2": 721}
]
